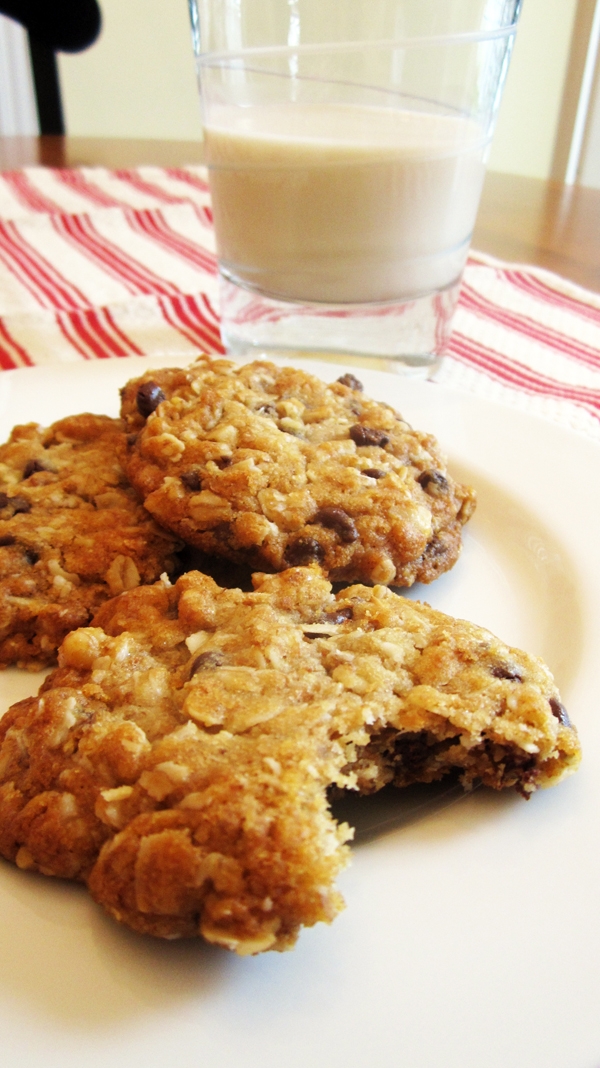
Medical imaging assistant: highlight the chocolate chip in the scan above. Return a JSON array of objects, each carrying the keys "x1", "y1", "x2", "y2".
[
  {"x1": 0, "y1": 494, "x2": 8, "y2": 509},
  {"x1": 8, "y1": 496, "x2": 31, "y2": 514},
  {"x1": 323, "y1": 605, "x2": 354, "y2": 624},
  {"x1": 190, "y1": 650, "x2": 226, "y2": 675},
  {"x1": 417, "y1": 470, "x2": 450, "y2": 496},
  {"x1": 549, "y1": 697, "x2": 571, "y2": 727},
  {"x1": 22, "y1": 459, "x2": 45, "y2": 479},
  {"x1": 284, "y1": 537, "x2": 325, "y2": 566},
  {"x1": 392, "y1": 731, "x2": 461, "y2": 777},
  {"x1": 349, "y1": 424, "x2": 390, "y2": 448},
  {"x1": 136, "y1": 381, "x2": 165, "y2": 418},
  {"x1": 24, "y1": 549, "x2": 39, "y2": 565},
  {"x1": 215, "y1": 456, "x2": 232, "y2": 469},
  {"x1": 491, "y1": 664, "x2": 524, "y2": 682},
  {"x1": 363, "y1": 468, "x2": 386, "y2": 479},
  {"x1": 314, "y1": 506, "x2": 359, "y2": 543},
  {"x1": 393, "y1": 731, "x2": 431, "y2": 773},
  {"x1": 302, "y1": 606, "x2": 354, "y2": 638},
  {"x1": 336, "y1": 373, "x2": 364, "y2": 392},
  {"x1": 477, "y1": 738, "x2": 537, "y2": 795},
  {"x1": 181, "y1": 470, "x2": 202, "y2": 492},
  {"x1": 423, "y1": 536, "x2": 447, "y2": 559},
  {"x1": 0, "y1": 534, "x2": 15, "y2": 547}
]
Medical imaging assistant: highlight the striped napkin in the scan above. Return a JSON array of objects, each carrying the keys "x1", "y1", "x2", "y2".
[{"x1": 0, "y1": 164, "x2": 599, "y2": 442}]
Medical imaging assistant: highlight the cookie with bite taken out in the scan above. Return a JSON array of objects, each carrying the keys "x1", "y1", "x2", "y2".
[{"x1": 0, "y1": 566, "x2": 580, "y2": 953}]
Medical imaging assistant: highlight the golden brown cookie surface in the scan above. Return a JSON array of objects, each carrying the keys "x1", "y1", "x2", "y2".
[
  {"x1": 120, "y1": 358, "x2": 476, "y2": 585},
  {"x1": 0, "y1": 413, "x2": 180, "y2": 668},
  {"x1": 0, "y1": 568, "x2": 580, "y2": 953}
]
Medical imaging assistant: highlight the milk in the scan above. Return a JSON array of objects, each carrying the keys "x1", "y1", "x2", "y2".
[{"x1": 204, "y1": 103, "x2": 488, "y2": 305}]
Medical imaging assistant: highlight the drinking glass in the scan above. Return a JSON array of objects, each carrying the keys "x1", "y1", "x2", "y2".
[{"x1": 189, "y1": 0, "x2": 521, "y2": 373}]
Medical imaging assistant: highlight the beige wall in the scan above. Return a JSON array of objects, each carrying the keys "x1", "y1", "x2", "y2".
[
  {"x1": 58, "y1": 0, "x2": 203, "y2": 141},
  {"x1": 59, "y1": 0, "x2": 578, "y2": 179},
  {"x1": 489, "y1": 0, "x2": 579, "y2": 177}
]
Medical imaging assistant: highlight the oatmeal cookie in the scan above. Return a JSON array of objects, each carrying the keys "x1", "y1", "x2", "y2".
[
  {"x1": 0, "y1": 413, "x2": 180, "y2": 667},
  {"x1": 120, "y1": 358, "x2": 476, "y2": 585},
  {"x1": 0, "y1": 567, "x2": 579, "y2": 953}
]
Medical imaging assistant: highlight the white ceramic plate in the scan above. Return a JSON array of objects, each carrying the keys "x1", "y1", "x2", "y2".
[{"x1": 0, "y1": 357, "x2": 598, "y2": 1068}]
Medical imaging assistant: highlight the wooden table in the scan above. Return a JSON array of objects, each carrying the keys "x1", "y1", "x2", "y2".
[{"x1": 1, "y1": 135, "x2": 600, "y2": 294}]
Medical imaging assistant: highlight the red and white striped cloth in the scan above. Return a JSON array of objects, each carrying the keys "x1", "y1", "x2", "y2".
[{"x1": 0, "y1": 164, "x2": 599, "y2": 441}]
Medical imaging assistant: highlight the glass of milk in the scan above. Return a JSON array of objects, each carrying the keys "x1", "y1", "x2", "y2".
[{"x1": 189, "y1": 0, "x2": 521, "y2": 373}]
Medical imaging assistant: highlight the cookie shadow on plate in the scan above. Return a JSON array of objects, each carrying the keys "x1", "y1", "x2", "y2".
[{"x1": 330, "y1": 776, "x2": 478, "y2": 845}]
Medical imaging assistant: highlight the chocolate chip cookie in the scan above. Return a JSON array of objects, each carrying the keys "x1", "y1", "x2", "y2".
[
  {"x1": 0, "y1": 567, "x2": 579, "y2": 953},
  {"x1": 0, "y1": 413, "x2": 180, "y2": 667},
  {"x1": 120, "y1": 358, "x2": 476, "y2": 585}
]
